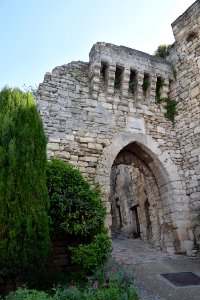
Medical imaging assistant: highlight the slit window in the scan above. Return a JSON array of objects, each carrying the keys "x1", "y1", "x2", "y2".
[
  {"x1": 129, "y1": 70, "x2": 137, "y2": 95},
  {"x1": 100, "y1": 61, "x2": 108, "y2": 83},
  {"x1": 156, "y1": 77, "x2": 164, "y2": 102},
  {"x1": 186, "y1": 31, "x2": 198, "y2": 42},
  {"x1": 142, "y1": 74, "x2": 150, "y2": 96},
  {"x1": 114, "y1": 66, "x2": 123, "y2": 90}
]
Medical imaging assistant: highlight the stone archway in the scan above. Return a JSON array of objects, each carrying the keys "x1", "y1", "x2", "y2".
[
  {"x1": 95, "y1": 132, "x2": 194, "y2": 254},
  {"x1": 109, "y1": 146, "x2": 162, "y2": 250}
]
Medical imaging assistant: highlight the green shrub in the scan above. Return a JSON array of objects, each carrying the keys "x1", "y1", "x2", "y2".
[
  {"x1": 89, "y1": 259, "x2": 134, "y2": 290},
  {"x1": 5, "y1": 259, "x2": 139, "y2": 300},
  {"x1": 53, "y1": 286, "x2": 84, "y2": 300},
  {"x1": 70, "y1": 233, "x2": 111, "y2": 273},
  {"x1": 6, "y1": 287, "x2": 52, "y2": 300},
  {"x1": 0, "y1": 87, "x2": 50, "y2": 293},
  {"x1": 154, "y1": 44, "x2": 171, "y2": 59},
  {"x1": 142, "y1": 79, "x2": 150, "y2": 92},
  {"x1": 164, "y1": 98, "x2": 178, "y2": 123},
  {"x1": 46, "y1": 158, "x2": 110, "y2": 276},
  {"x1": 46, "y1": 158, "x2": 106, "y2": 240},
  {"x1": 54, "y1": 258, "x2": 139, "y2": 300}
]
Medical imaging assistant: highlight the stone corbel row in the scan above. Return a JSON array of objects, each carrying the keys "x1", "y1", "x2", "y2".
[{"x1": 89, "y1": 61, "x2": 171, "y2": 105}]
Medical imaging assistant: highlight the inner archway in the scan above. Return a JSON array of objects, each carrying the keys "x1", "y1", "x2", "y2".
[
  {"x1": 109, "y1": 142, "x2": 164, "y2": 250},
  {"x1": 95, "y1": 132, "x2": 194, "y2": 254}
]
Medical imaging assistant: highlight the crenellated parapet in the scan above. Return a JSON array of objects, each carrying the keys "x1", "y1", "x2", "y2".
[{"x1": 89, "y1": 43, "x2": 174, "y2": 108}]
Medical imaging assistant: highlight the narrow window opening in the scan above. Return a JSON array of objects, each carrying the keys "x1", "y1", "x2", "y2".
[
  {"x1": 142, "y1": 74, "x2": 150, "y2": 98},
  {"x1": 114, "y1": 66, "x2": 123, "y2": 90},
  {"x1": 129, "y1": 70, "x2": 137, "y2": 95},
  {"x1": 155, "y1": 77, "x2": 164, "y2": 103},
  {"x1": 186, "y1": 31, "x2": 198, "y2": 42},
  {"x1": 100, "y1": 61, "x2": 108, "y2": 92},
  {"x1": 100, "y1": 62, "x2": 108, "y2": 82}
]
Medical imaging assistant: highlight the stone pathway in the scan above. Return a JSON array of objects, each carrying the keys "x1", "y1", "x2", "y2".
[
  {"x1": 111, "y1": 234, "x2": 176, "y2": 265},
  {"x1": 111, "y1": 234, "x2": 200, "y2": 300}
]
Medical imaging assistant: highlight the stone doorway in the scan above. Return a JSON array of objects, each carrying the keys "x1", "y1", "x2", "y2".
[
  {"x1": 109, "y1": 142, "x2": 167, "y2": 251},
  {"x1": 96, "y1": 133, "x2": 194, "y2": 254}
]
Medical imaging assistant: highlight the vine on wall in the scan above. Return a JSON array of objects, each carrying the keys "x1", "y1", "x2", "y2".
[{"x1": 155, "y1": 79, "x2": 177, "y2": 123}]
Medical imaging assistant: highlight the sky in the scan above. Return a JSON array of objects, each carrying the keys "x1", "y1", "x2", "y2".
[{"x1": 0, "y1": 0, "x2": 195, "y2": 90}]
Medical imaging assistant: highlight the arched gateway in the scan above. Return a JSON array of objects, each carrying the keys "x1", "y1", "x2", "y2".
[
  {"x1": 95, "y1": 132, "x2": 193, "y2": 254},
  {"x1": 37, "y1": 8, "x2": 200, "y2": 256}
]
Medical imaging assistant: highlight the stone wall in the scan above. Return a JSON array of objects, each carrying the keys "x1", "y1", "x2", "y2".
[
  {"x1": 168, "y1": 0, "x2": 200, "y2": 247},
  {"x1": 36, "y1": 1, "x2": 199, "y2": 255}
]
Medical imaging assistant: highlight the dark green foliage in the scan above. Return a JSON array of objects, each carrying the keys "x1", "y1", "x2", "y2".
[
  {"x1": 0, "y1": 88, "x2": 50, "y2": 285},
  {"x1": 6, "y1": 260, "x2": 139, "y2": 299},
  {"x1": 46, "y1": 158, "x2": 106, "y2": 239},
  {"x1": 6, "y1": 287, "x2": 52, "y2": 300},
  {"x1": 142, "y1": 79, "x2": 150, "y2": 92},
  {"x1": 154, "y1": 44, "x2": 171, "y2": 59},
  {"x1": 46, "y1": 158, "x2": 111, "y2": 275},
  {"x1": 155, "y1": 78, "x2": 164, "y2": 103},
  {"x1": 164, "y1": 98, "x2": 178, "y2": 123},
  {"x1": 69, "y1": 233, "x2": 111, "y2": 272},
  {"x1": 154, "y1": 78, "x2": 177, "y2": 122}
]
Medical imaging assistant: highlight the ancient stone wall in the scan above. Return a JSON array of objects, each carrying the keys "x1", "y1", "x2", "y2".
[
  {"x1": 168, "y1": 0, "x2": 200, "y2": 247},
  {"x1": 36, "y1": 1, "x2": 199, "y2": 255}
]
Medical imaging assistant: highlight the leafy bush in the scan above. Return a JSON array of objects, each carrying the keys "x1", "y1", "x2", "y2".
[
  {"x1": 0, "y1": 87, "x2": 50, "y2": 293},
  {"x1": 164, "y1": 98, "x2": 178, "y2": 123},
  {"x1": 85, "y1": 259, "x2": 139, "y2": 299},
  {"x1": 6, "y1": 284, "x2": 138, "y2": 300},
  {"x1": 154, "y1": 44, "x2": 171, "y2": 59},
  {"x1": 88, "y1": 259, "x2": 135, "y2": 290},
  {"x1": 142, "y1": 79, "x2": 150, "y2": 92},
  {"x1": 6, "y1": 259, "x2": 139, "y2": 299},
  {"x1": 46, "y1": 158, "x2": 106, "y2": 239},
  {"x1": 46, "y1": 158, "x2": 111, "y2": 275},
  {"x1": 70, "y1": 233, "x2": 111, "y2": 273},
  {"x1": 6, "y1": 287, "x2": 52, "y2": 300}
]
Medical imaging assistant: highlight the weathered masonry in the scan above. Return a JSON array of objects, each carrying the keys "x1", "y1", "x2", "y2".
[{"x1": 37, "y1": 0, "x2": 200, "y2": 255}]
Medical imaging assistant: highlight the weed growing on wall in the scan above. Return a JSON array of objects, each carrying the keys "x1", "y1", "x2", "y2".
[
  {"x1": 155, "y1": 78, "x2": 177, "y2": 123},
  {"x1": 142, "y1": 79, "x2": 150, "y2": 93}
]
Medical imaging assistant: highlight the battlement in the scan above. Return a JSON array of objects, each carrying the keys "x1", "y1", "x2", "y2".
[{"x1": 89, "y1": 42, "x2": 173, "y2": 107}]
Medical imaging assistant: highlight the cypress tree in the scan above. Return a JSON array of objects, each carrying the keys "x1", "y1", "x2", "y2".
[{"x1": 0, "y1": 87, "x2": 50, "y2": 293}]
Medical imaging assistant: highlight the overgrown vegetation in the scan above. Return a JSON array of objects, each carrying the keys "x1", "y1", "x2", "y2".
[
  {"x1": 154, "y1": 44, "x2": 171, "y2": 59},
  {"x1": 46, "y1": 158, "x2": 111, "y2": 277},
  {"x1": 155, "y1": 78, "x2": 177, "y2": 122},
  {"x1": 163, "y1": 98, "x2": 178, "y2": 122},
  {"x1": 155, "y1": 77, "x2": 165, "y2": 103},
  {"x1": 0, "y1": 87, "x2": 50, "y2": 295},
  {"x1": 0, "y1": 88, "x2": 139, "y2": 298},
  {"x1": 5, "y1": 259, "x2": 139, "y2": 300},
  {"x1": 142, "y1": 78, "x2": 150, "y2": 93}
]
